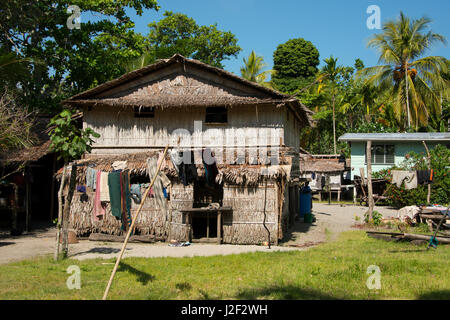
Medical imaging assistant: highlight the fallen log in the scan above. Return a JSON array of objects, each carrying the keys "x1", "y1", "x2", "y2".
[
  {"x1": 403, "y1": 233, "x2": 450, "y2": 244},
  {"x1": 88, "y1": 233, "x2": 162, "y2": 243},
  {"x1": 366, "y1": 231, "x2": 450, "y2": 244}
]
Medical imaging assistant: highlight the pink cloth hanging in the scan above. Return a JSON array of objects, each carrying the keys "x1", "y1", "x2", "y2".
[{"x1": 94, "y1": 170, "x2": 105, "y2": 221}]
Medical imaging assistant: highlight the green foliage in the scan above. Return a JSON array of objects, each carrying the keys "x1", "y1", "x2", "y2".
[
  {"x1": 359, "y1": 12, "x2": 449, "y2": 130},
  {"x1": 364, "y1": 210, "x2": 383, "y2": 225},
  {"x1": 0, "y1": 92, "x2": 36, "y2": 152},
  {"x1": 384, "y1": 145, "x2": 450, "y2": 207},
  {"x1": 0, "y1": 0, "x2": 159, "y2": 112},
  {"x1": 272, "y1": 38, "x2": 319, "y2": 93},
  {"x1": 48, "y1": 109, "x2": 100, "y2": 163},
  {"x1": 145, "y1": 11, "x2": 241, "y2": 69},
  {"x1": 240, "y1": 50, "x2": 273, "y2": 86}
]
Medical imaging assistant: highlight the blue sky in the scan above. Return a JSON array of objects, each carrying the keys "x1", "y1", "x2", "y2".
[{"x1": 123, "y1": 0, "x2": 450, "y2": 75}]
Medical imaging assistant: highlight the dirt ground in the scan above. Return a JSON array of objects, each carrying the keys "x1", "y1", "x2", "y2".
[{"x1": 0, "y1": 203, "x2": 399, "y2": 264}]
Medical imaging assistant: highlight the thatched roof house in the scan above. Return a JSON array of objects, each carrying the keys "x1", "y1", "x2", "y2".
[
  {"x1": 63, "y1": 54, "x2": 313, "y2": 245},
  {"x1": 299, "y1": 154, "x2": 350, "y2": 194}
]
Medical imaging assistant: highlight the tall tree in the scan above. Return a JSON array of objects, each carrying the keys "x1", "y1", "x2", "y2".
[
  {"x1": 272, "y1": 38, "x2": 320, "y2": 93},
  {"x1": 317, "y1": 56, "x2": 346, "y2": 154},
  {"x1": 359, "y1": 12, "x2": 449, "y2": 130},
  {"x1": 240, "y1": 50, "x2": 273, "y2": 86},
  {"x1": 0, "y1": 0, "x2": 159, "y2": 112},
  {"x1": 144, "y1": 11, "x2": 241, "y2": 69}
]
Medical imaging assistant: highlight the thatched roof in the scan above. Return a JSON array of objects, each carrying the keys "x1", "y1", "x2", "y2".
[
  {"x1": 0, "y1": 116, "x2": 53, "y2": 164},
  {"x1": 64, "y1": 54, "x2": 313, "y2": 126},
  {"x1": 57, "y1": 148, "x2": 293, "y2": 186},
  {"x1": 300, "y1": 154, "x2": 348, "y2": 173}
]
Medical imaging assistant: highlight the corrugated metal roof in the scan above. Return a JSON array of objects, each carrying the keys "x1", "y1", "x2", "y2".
[{"x1": 338, "y1": 132, "x2": 450, "y2": 142}]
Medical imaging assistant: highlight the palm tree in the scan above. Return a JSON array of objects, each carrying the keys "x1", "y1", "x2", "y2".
[
  {"x1": 240, "y1": 51, "x2": 273, "y2": 86},
  {"x1": 317, "y1": 56, "x2": 345, "y2": 154},
  {"x1": 359, "y1": 12, "x2": 449, "y2": 130}
]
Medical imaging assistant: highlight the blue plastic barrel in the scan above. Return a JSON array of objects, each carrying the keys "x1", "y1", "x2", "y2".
[{"x1": 299, "y1": 186, "x2": 312, "y2": 217}]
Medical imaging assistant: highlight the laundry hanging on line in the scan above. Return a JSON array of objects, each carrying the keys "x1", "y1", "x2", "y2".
[
  {"x1": 93, "y1": 170, "x2": 105, "y2": 221},
  {"x1": 417, "y1": 170, "x2": 433, "y2": 185},
  {"x1": 107, "y1": 170, "x2": 132, "y2": 232},
  {"x1": 86, "y1": 167, "x2": 97, "y2": 191},
  {"x1": 391, "y1": 170, "x2": 418, "y2": 190},
  {"x1": 169, "y1": 149, "x2": 198, "y2": 186},
  {"x1": 202, "y1": 148, "x2": 218, "y2": 186}
]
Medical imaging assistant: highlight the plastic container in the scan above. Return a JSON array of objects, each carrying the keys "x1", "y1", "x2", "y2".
[{"x1": 299, "y1": 186, "x2": 312, "y2": 217}]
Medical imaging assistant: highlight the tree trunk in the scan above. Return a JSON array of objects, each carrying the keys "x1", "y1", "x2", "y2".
[
  {"x1": 332, "y1": 93, "x2": 337, "y2": 154},
  {"x1": 61, "y1": 164, "x2": 77, "y2": 259},
  {"x1": 405, "y1": 62, "x2": 411, "y2": 128},
  {"x1": 366, "y1": 141, "x2": 374, "y2": 221},
  {"x1": 422, "y1": 141, "x2": 431, "y2": 204},
  {"x1": 54, "y1": 165, "x2": 66, "y2": 261}
]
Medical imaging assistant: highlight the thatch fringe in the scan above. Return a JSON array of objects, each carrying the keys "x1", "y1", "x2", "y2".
[{"x1": 57, "y1": 148, "x2": 294, "y2": 186}]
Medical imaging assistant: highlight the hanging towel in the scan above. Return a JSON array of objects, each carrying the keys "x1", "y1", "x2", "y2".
[
  {"x1": 86, "y1": 167, "x2": 97, "y2": 190},
  {"x1": 94, "y1": 170, "x2": 105, "y2": 221},
  {"x1": 108, "y1": 171, "x2": 122, "y2": 220},
  {"x1": 100, "y1": 171, "x2": 110, "y2": 201},
  {"x1": 391, "y1": 170, "x2": 417, "y2": 190},
  {"x1": 120, "y1": 171, "x2": 132, "y2": 232}
]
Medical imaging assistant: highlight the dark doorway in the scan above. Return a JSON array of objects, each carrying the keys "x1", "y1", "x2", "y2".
[{"x1": 191, "y1": 213, "x2": 218, "y2": 239}]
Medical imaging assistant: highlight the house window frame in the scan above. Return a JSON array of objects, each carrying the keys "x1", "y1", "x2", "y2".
[
  {"x1": 134, "y1": 106, "x2": 155, "y2": 118},
  {"x1": 365, "y1": 144, "x2": 395, "y2": 165},
  {"x1": 205, "y1": 107, "x2": 228, "y2": 125}
]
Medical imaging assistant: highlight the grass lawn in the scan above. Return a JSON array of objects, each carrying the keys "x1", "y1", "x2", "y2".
[{"x1": 0, "y1": 231, "x2": 449, "y2": 300}]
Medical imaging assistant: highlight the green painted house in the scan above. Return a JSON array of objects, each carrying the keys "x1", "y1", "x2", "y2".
[{"x1": 339, "y1": 133, "x2": 450, "y2": 180}]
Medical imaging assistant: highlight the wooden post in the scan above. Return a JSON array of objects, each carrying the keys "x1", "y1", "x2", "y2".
[
  {"x1": 25, "y1": 179, "x2": 30, "y2": 233},
  {"x1": 49, "y1": 154, "x2": 57, "y2": 221},
  {"x1": 366, "y1": 141, "x2": 374, "y2": 221},
  {"x1": 422, "y1": 141, "x2": 431, "y2": 204},
  {"x1": 54, "y1": 165, "x2": 66, "y2": 261},
  {"x1": 327, "y1": 175, "x2": 331, "y2": 205},
  {"x1": 206, "y1": 212, "x2": 210, "y2": 239},
  {"x1": 217, "y1": 211, "x2": 222, "y2": 244},
  {"x1": 102, "y1": 146, "x2": 168, "y2": 300},
  {"x1": 11, "y1": 183, "x2": 18, "y2": 235},
  {"x1": 61, "y1": 164, "x2": 77, "y2": 259}
]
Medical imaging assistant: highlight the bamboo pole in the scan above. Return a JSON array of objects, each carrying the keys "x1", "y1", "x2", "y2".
[{"x1": 102, "y1": 145, "x2": 169, "y2": 300}]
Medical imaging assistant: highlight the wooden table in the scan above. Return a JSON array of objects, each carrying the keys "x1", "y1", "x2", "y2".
[{"x1": 180, "y1": 207, "x2": 232, "y2": 244}]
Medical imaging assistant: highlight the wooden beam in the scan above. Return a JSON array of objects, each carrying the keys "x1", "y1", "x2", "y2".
[{"x1": 217, "y1": 211, "x2": 222, "y2": 244}]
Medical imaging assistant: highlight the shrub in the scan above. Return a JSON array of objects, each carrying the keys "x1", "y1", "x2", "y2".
[
  {"x1": 384, "y1": 145, "x2": 450, "y2": 208},
  {"x1": 364, "y1": 210, "x2": 383, "y2": 225}
]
